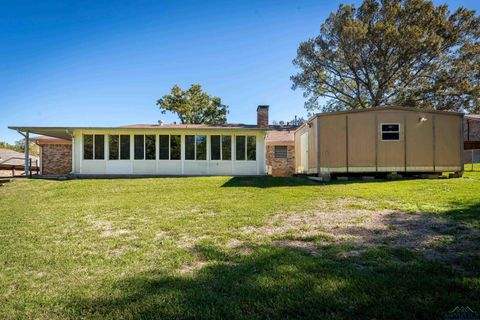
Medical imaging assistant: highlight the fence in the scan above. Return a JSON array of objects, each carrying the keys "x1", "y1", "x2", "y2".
[{"x1": 463, "y1": 149, "x2": 480, "y2": 171}]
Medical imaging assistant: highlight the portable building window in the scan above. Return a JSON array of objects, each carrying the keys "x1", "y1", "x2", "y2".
[
  {"x1": 211, "y1": 135, "x2": 232, "y2": 160},
  {"x1": 185, "y1": 135, "x2": 206, "y2": 160},
  {"x1": 84, "y1": 134, "x2": 105, "y2": 160},
  {"x1": 134, "y1": 135, "x2": 156, "y2": 160},
  {"x1": 381, "y1": 124, "x2": 400, "y2": 141},
  {"x1": 274, "y1": 146, "x2": 288, "y2": 158},
  {"x1": 109, "y1": 135, "x2": 130, "y2": 160},
  {"x1": 235, "y1": 136, "x2": 256, "y2": 161}
]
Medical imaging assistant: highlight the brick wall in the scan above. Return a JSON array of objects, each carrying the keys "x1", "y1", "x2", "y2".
[
  {"x1": 464, "y1": 117, "x2": 480, "y2": 142},
  {"x1": 266, "y1": 145, "x2": 295, "y2": 177},
  {"x1": 40, "y1": 144, "x2": 72, "y2": 175}
]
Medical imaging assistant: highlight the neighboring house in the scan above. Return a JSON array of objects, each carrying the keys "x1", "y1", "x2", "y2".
[
  {"x1": 295, "y1": 107, "x2": 464, "y2": 177},
  {"x1": 0, "y1": 148, "x2": 39, "y2": 175},
  {"x1": 11, "y1": 106, "x2": 279, "y2": 176}
]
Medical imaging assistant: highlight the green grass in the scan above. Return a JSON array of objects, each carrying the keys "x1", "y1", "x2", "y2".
[{"x1": 0, "y1": 172, "x2": 479, "y2": 319}]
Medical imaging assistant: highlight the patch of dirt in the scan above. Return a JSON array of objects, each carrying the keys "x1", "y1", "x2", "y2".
[
  {"x1": 90, "y1": 219, "x2": 131, "y2": 238},
  {"x1": 178, "y1": 260, "x2": 208, "y2": 274}
]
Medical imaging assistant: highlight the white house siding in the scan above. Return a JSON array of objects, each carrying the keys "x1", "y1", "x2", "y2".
[{"x1": 72, "y1": 129, "x2": 266, "y2": 176}]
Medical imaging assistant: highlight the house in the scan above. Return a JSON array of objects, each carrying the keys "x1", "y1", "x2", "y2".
[
  {"x1": 0, "y1": 148, "x2": 39, "y2": 176},
  {"x1": 11, "y1": 106, "x2": 292, "y2": 176},
  {"x1": 294, "y1": 107, "x2": 464, "y2": 177}
]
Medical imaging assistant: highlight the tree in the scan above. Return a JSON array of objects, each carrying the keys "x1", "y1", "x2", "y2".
[
  {"x1": 157, "y1": 84, "x2": 228, "y2": 124},
  {"x1": 291, "y1": 0, "x2": 480, "y2": 113}
]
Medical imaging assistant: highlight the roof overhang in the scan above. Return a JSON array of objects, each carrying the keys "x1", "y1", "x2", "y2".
[
  {"x1": 9, "y1": 127, "x2": 74, "y2": 140},
  {"x1": 8, "y1": 125, "x2": 269, "y2": 140}
]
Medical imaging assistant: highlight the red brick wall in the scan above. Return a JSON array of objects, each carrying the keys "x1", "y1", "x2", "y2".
[
  {"x1": 464, "y1": 117, "x2": 480, "y2": 142},
  {"x1": 40, "y1": 144, "x2": 72, "y2": 175},
  {"x1": 266, "y1": 145, "x2": 295, "y2": 177}
]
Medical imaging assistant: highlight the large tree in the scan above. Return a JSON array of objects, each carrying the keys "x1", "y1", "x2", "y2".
[
  {"x1": 157, "y1": 84, "x2": 228, "y2": 124},
  {"x1": 291, "y1": 0, "x2": 480, "y2": 113}
]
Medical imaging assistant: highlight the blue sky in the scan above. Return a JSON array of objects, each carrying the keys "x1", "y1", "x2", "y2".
[{"x1": 1, "y1": 0, "x2": 478, "y2": 143}]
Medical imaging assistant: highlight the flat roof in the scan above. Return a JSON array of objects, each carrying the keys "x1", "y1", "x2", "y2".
[{"x1": 9, "y1": 123, "x2": 269, "y2": 140}]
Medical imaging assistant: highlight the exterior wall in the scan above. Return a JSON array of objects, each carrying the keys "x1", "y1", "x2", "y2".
[
  {"x1": 40, "y1": 144, "x2": 72, "y2": 175},
  {"x1": 266, "y1": 145, "x2": 295, "y2": 176},
  {"x1": 295, "y1": 109, "x2": 463, "y2": 174},
  {"x1": 72, "y1": 129, "x2": 266, "y2": 176}
]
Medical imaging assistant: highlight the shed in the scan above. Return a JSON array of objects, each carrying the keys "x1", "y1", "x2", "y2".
[{"x1": 294, "y1": 107, "x2": 464, "y2": 177}]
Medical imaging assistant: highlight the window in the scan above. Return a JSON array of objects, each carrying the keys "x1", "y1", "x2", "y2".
[
  {"x1": 134, "y1": 135, "x2": 156, "y2": 160},
  {"x1": 109, "y1": 135, "x2": 130, "y2": 160},
  {"x1": 235, "y1": 136, "x2": 245, "y2": 160},
  {"x1": 95, "y1": 135, "x2": 105, "y2": 159},
  {"x1": 211, "y1": 135, "x2": 232, "y2": 161},
  {"x1": 235, "y1": 136, "x2": 256, "y2": 161},
  {"x1": 134, "y1": 135, "x2": 144, "y2": 160},
  {"x1": 247, "y1": 136, "x2": 256, "y2": 160},
  {"x1": 83, "y1": 134, "x2": 104, "y2": 160},
  {"x1": 159, "y1": 135, "x2": 181, "y2": 160},
  {"x1": 145, "y1": 135, "x2": 156, "y2": 160},
  {"x1": 120, "y1": 135, "x2": 130, "y2": 160},
  {"x1": 185, "y1": 135, "x2": 207, "y2": 160},
  {"x1": 274, "y1": 146, "x2": 288, "y2": 158},
  {"x1": 381, "y1": 124, "x2": 400, "y2": 141},
  {"x1": 159, "y1": 135, "x2": 169, "y2": 160},
  {"x1": 109, "y1": 135, "x2": 119, "y2": 160},
  {"x1": 185, "y1": 135, "x2": 195, "y2": 160},
  {"x1": 83, "y1": 135, "x2": 93, "y2": 160},
  {"x1": 170, "y1": 135, "x2": 181, "y2": 160},
  {"x1": 211, "y1": 135, "x2": 221, "y2": 160},
  {"x1": 196, "y1": 135, "x2": 206, "y2": 160},
  {"x1": 222, "y1": 135, "x2": 231, "y2": 160}
]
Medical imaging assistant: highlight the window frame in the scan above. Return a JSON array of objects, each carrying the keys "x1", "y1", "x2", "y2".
[
  {"x1": 184, "y1": 135, "x2": 208, "y2": 161},
  {"x1": 83, "y1": 134, "x2": 105, "y2": 160},
  {"x1": 108, "y1": 134, "x2": 130, "y2": 160},
  {"x1": 235, "y1": 135, "x2": 256, "y2": 161},
  {"x1": 274, "y1": 146, "x2": 288, "y2": 159},
  {"x1": 380, "y1": 123, "x2": 401, "y2": 141},
  {"x1": 211, "y1": 135, "x2": 232, "y2": 161},
  {"x1": 133, "y1": 134, "x2": 156, "y2": 160}
]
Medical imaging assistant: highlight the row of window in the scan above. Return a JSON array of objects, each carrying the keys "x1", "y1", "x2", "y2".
[{"x1": 83, "y1": 134, "x2": 256, "y2": 161}]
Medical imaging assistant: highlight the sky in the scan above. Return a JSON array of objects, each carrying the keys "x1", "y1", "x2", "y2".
[{"x1": 1, "y1": 0, "x2": 479, "y2": 143}]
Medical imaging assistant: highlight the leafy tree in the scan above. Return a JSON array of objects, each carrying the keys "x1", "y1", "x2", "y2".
[
  {"x1": 157, "y1": 84, "x2": 228, "y2": 124},
  {"x1": 291, "y1": 0, "x2": 480, "y2": 113}
]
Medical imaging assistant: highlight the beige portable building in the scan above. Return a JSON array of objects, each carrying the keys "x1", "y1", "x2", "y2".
[{"x1": 294, "y1": 107, "x2": 464, "y2": 176}]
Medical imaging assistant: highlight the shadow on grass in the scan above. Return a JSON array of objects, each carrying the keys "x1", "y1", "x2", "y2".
[
  {"x1": 64, "y1": 239, "x2": 479, "y2": 320},
  {"x1": 221, "y1": 176, "x2": 323, "y2": 188}
]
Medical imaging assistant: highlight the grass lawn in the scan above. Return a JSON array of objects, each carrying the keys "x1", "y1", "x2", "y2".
[{"x1": 0, "y1": 172, "x2": 479, "y2": 319}]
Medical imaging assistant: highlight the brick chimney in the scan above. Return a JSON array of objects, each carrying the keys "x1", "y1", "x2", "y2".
[{"x1": 257, "y1": 105, "x2": 269, "y2": 128}]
